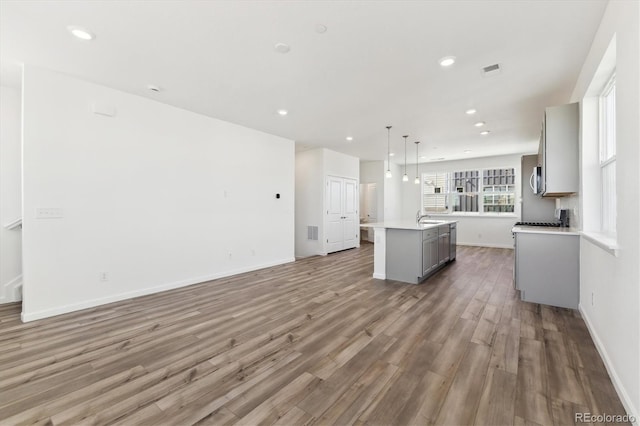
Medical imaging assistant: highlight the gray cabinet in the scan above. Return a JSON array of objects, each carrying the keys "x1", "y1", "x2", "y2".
[
  {"x1": 422, "y1": 229, "x2": 439, "y2": 276},
  {"x1": 386, "y1": 224, "x2": 456, "y2": 284},
  {"x1": 449, "y1": 223, "x2": 457, "y2": 260},
  {"x1": 514, "y1": 231, "x2": 579, "y2": 309},
  {"x1": 438, "y1": 225, "x2": 450, "y2": 265},
  {"x1": 538, "y1": 102, "x2": 579, "y2": 196}
]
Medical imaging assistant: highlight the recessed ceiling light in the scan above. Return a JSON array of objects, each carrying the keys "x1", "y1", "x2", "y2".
[
  {"x1": 274, "y1": 43, "x2": 291, "y2": 54},
  {"x1": 474, "y1": 121, "x2": 486, "y2": 127},
  {"x1": 420, "y1": 156, "x2": 427, "y2": 159},
  {"x1": 316, "y1": 24, "x2": 327, "y2": 34},
  {"x1": 431, "y1": 157, "x2": 446, "y2": 161},
  {"x1": 277, "y1": 109, "x2": 288, "y2": 116},
  {"x1": 480, "y1": 130, "x2": 491, "y2": 135},
  {"x1": 465, "y1": 108, "x2": 477, "y2": 115},
  {"x1": 346, "y1": 136, "x2": 353, "y2": 141},
  {"x1": 147, "y1": 84, "x2": 161, "y2": 93},
  {"x1": 389, "y1": 152, "x2": 395, "y2": 157},
  {"x1": 464, "y1": 150, "x2": 472, "y2": 153},
  {"x1": 439, "y1": 56, "x2": 456, "y2": 67},
  {"x1": 67, "y1": 26, "x2": 95, "y2": 41}
]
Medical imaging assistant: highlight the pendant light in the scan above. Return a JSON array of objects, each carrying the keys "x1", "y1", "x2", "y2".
[
  {"x1": 414, "y1": 141, "x2": 421, "y2": 184},
  {"x1": 385, "y1": 126, "x2": 392, "y2": 178},
  {"x1": 402, "y1": 135, "x2": 409, "y2": 182}
]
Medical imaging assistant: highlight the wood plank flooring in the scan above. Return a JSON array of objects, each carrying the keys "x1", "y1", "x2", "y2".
[{"x1": 0, "y1": 244, "x2": 629, "y2": 425}]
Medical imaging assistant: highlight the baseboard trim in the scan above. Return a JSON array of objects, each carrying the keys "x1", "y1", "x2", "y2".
[
  {"x1": 372, "y1": 273, "x2": 386, "y2": 280},
  {"x1": 457, "y1": 242, "x2": 514, "y2": 249},
  {"x1": 579, "y1": 303, "x2": 638, "y2": 425},
  {"x1": 21, "y1": 257, "x2": 295, "y2": 323},
  {"x1": 0, "y1": 274, "x2": 23, "y2": 304}
]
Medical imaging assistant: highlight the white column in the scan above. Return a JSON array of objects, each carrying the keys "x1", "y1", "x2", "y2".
[{"x1": 372, "y1": 227, "x2": 386, "y2": 280}]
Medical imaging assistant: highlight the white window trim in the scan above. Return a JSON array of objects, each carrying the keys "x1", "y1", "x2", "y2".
[{"x1": 598, "y1": 71, "x2": 616, "y2": 239}]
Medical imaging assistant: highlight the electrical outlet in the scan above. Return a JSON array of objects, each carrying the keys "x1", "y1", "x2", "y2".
[
  {"x1": 100, "y1": 272, "x2": 109, "y2": 282},
  {"x1": 228, "y1": 252, "x2": 232, "y2": 260}
]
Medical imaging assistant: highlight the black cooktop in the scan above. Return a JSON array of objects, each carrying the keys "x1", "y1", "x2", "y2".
[{"x1": 515, "y1": 221, "x2": 562, "y2": 227}]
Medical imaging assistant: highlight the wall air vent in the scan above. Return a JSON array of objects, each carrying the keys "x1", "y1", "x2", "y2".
[
  {"x1": 307, "y1": 226, "x2": 319, "y2": 240},
  {"x1": 482, "y1": 63, "x2": 502, "y2": 77}
]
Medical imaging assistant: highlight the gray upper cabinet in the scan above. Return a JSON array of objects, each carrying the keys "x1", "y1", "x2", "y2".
[{"x1": 538, "y1": 102, "x2": 579, "y2": 196}]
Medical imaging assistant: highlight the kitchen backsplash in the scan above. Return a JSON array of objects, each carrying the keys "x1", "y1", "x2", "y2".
[{"x1": 557, "y1": 194, "x2": 580, "y2": 229}]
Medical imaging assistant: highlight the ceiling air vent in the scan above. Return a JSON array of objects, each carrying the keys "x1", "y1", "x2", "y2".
[{"x1": 482, "y1": 63, "x2": 502, "y2": 77}]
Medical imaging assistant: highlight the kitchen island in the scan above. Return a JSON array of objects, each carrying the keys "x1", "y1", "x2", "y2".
[{"x1": 361, "y1": 220, "x2": 457, "y2": 284}]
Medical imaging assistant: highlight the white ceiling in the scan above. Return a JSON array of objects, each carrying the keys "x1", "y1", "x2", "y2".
[{"x1": 0, "y1": 0, "x2": 607, "y2": 164}]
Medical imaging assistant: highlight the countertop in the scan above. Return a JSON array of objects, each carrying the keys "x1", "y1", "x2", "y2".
[
  {"x1": 360, "y1": 220, "x2": 457, "y2": 231},
  {"x1": 511, "y1": 225, "x2": 580, "y2": 236}
]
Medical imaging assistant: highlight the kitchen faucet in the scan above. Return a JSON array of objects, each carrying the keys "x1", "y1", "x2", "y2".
[{"x1": 416, "y1": 210, "x2": 431, "y2": 224}]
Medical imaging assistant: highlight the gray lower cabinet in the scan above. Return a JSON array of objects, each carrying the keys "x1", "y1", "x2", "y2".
[
  {"x1": 386, "y1": 225, "x2": 455, "y2": 284},
  {"x1": 449, "y1": 222, "x2": 457, "y2": 260},
  {"x1": 514, "y1": 232, "x2": 579, "y2": 309},
  {"x1": 438, "y1": 225, "x2": 450, "y2": 265},
  {"x1": 422, "y1": 231, "x2": 439, "y2": 276}
]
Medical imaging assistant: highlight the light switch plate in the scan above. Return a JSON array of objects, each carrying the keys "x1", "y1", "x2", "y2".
[{"x1": 36, "y1": 208, "x2": 64, "y2": 219}]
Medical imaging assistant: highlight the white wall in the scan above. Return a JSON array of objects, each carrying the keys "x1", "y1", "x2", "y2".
[
  {"x1": 360, "y1": 160, "x2": 403, "y2": 223},
  {"x1": 295, "y1": 148, "x2": 359, "y2": 257},
  {"x1": 323, "y1": 149, "x2": 359, "y2": 180},
  {"x1": 383, "y1": 162, "x2": 402, "y2": 221},
  {"x1": 0, "y1": 85, "x2": 23, "y2": 303},
  {"x1": 295, "y1": 149, "x2": 324, "y2": 258},
  {"x1": 360, "y1": 161, "x2": 385, "y2": 222},
  {"x1": 400, "y1": 154, "x2": 523, "y2": 248},
  {"x1": 21, "y1": 66, "x2": 295, "y2": 321},
  {"x1": 567, "y1": 0, "x2": 639, "y2": 418}
]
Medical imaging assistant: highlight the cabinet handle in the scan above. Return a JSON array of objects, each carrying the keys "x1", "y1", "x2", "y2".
[{"x1": 529, "y1": 171, "x2": 536, "y2": 192}]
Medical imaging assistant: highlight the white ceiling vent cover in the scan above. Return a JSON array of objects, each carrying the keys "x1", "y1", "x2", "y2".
[{"x1": 482, "y1": 63, "x2": 502, "y2": 77}]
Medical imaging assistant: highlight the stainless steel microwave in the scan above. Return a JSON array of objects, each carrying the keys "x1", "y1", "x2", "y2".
[{"x1": 529, "y1": 166, "x2": 542, "y2": 195}]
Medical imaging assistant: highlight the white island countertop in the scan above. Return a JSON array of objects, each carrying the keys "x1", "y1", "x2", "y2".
[{"x1": 361, "y1": 220, "x2": 457, "y2": 231}]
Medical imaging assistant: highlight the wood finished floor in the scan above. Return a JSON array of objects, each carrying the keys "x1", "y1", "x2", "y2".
[{"x1": 0, "y1": 244, "x2": 628, "y2": 426}]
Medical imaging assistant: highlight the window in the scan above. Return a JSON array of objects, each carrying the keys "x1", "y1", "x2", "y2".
[
  {"x1": 600, "y1": 73, "x2": 616, "y2": 236},
  {"x1": 423, "y1": 172, "x2": 449, "y2": 213},
  {"x1": 482, "y1": 169, "x2": 516, "y2": 213},
  {"x1": 422, "y1": 167, "x2": 515, "y2": 215},
  {"x1": 451, "y1": 170, "x2": 479, "y2": 213}
]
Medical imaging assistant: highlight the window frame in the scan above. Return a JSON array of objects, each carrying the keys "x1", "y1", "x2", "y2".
[{"x1": 599, "y1": 71, "x2": 616, "y2": 237}]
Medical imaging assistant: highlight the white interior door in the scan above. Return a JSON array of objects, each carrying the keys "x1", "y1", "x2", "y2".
[
  {"x1": 326, "y1": 176, "x2": 344, "y2": 253},
  {"x1": 326, "y1": 176, "x2": 359, "y2": 254},
  {"x1": 342, "y1": 178, "x2": 358, "y2": 249}
]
